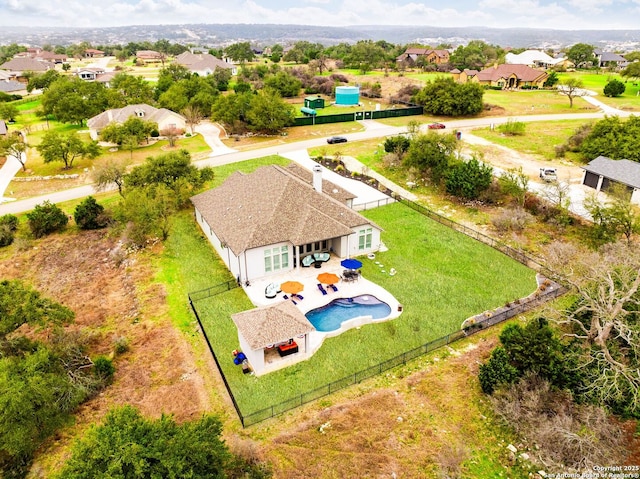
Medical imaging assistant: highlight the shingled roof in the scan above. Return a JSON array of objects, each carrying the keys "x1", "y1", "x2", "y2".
[
  {"x1": 0, "y1": 57, "x2": 53, "y2": 72},
  {"x1": 582, "y1": 156, "x2": 640, "y2": 189},
  {"x1": 232, "y1": 300, "x2": 315, "y2": 350},
  {"x1": 175, "y1": 51, "x2": 233, "y2": 71},
  {"x1": 476, "y1": 64, "x2": 547, "y2": 83},
  {"x1": 283, "y1": 163, "x2": 355, "y2": 204},
  {"x1": 191, "y1": 165, "x2": 378, "y2": 256},
  {"x1": 87, "y1": 104, "x2": 184, "y2": 130}
]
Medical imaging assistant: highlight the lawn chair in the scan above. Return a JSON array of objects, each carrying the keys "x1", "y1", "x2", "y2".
[
  {"x1": 317, "y1": 283, "x2": 327, "y2": 295},
  {"x1": 329, "y1": 284, "x2": 338, "y2": 293},
  {"x1": 294, "y1": 294, "x2": 304, "y2": 300}
]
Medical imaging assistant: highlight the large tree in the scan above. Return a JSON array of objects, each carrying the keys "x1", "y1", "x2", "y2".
[
  {"x1": 621, "y1": 62, "x2": 640, "y2": 81},
  {"x1": 40, "y1": 77, "x2": 108, "y2": 125},
  {"x1": 567, "y1": 43, "x2": 595, "y2": 68},
  {"x1": 345, "y1": 40, "x2": 386, "y2": 74},
  {"x1": 224, "y1": 41, "x2": 255, "y2": 64},
  {"x1": 107, "y1": 72, "x2": 155, "y2": 107},
  {"x1": 580, "y1": 115, "x2": 640, "y2": 162},
  {"x1": 26, "y1": 69, "x2": 60, "y2": 93},
  {"x1": 36, "y1": 131, "x2": 101, "y2": 169},
  {"x1": 99, "y1": 116, "x2": 156, "y2": 146},
  {"x1": 449, "y1": 40, "x2": 502, "y2": 70},
  {"x1": 545, "y1": 241, "x2": 640, "y2": 415},
  {"x1": 246, "y1": 88, "x2": 296, "y2": 135},
  {"x1": 413, "y1": 77, "x2": 484, "y2": 116},
  {"x1": 558, "y1": 77, "x2": 586, "y2": 108}
]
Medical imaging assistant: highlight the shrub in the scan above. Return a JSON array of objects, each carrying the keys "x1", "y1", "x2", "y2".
[
  {"x1": 0, "y1": 214, "x2": 18, "y2": 232},
  {"x1": 93, "y1": 356, "x2": 115, "y2": 382},
  {"x1": 74, "y1": 196, "x2": 108, "y2": 230},
  {"x1": 603, "y1": 79, "x2": 625, "y2": 97},
  {"x1": 113, "y1": 336, "x2": 129, "y2": 355},
  {"x1": 0, "y1": 224, "x2": 14, "y2": 247},
  {"x1": 497, "y1": 119, "x2": 526, "y2": 136},
  {"x1": 26, "y1": 201, "x2": 68, "y2": 238},
  {"x1": 491, "y1": 207, "x2": 533, "y2": 232},
  {"x1": 478, "y1": 347, "x2": 519, "y2": 394},
  {"x1": 445, "y1": 158, "x2": 493, "y2": 200}
]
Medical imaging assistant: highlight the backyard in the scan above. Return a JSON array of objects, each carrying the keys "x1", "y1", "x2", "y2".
[{"x1": 178, "y1": 177, "x2": 537, "y2": 417}]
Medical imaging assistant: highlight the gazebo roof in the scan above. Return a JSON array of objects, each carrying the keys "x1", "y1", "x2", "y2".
[{"x1": 231, "y1": 300, "x2": 315, "y2": 350}]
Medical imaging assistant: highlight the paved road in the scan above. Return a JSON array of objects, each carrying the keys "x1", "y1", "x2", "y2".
[{"x1": 0, "y1": 97, "x2": 628, "y2": 216}]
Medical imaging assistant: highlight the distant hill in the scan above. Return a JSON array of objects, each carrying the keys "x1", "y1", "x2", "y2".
[{"x1": 1, "y1": 24, "x2": 639, "y2": 50}]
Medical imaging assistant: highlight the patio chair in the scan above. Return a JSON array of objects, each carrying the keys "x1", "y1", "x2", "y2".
[
  {"x1": 317, "y1": 283, "x2": 327, "y2": 295},
  {"x1": 283, "y1": 294, "x2": 289, "y2": 300},
  {"x1": 294, "y1": 294, "x2": 304, "y2": 300},
  {"x1": 329, "y1": 284, "x2": 338, "y2": 292}
]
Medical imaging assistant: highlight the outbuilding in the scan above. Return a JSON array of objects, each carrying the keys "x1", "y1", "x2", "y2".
[{"x1": 581, "y1": 155, "x2": 640, "y2": 205}]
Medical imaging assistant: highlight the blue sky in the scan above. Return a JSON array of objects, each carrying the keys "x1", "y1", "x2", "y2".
[{"x1": 0, "y1": 0, "x2": 638, "y2": 29}]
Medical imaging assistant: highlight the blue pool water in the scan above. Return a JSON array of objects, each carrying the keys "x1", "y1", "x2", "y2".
[{"x1": 305, "y1": 295, "x2": 392, "y2": 332}]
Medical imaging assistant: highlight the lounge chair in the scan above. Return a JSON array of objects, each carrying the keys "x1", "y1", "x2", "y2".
[
  {"x1": 283, "y1": 294, "x2": 289, "y2": 300},
  {"x1": 292, "y1": 299, "x2": 298, "y2": 305},
  {"x1": 329, "y1": 284, "x2": 338, "y2": 292},
  {"x1": 294, "y1": 294, "x2": 304, "y2": 300},
  {"x1": 317, "y1": 283, "x2": 327, "y2": 295}
]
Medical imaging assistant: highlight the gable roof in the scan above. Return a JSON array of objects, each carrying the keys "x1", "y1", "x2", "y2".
[
  {"x1": 598, "y1": 52, "x2": 627, "y2": 63},
  {"x1": 0, "y1": 57, "x2": 53, "y2": 72},
  {"x1": 175, "y1": 51, "x2": 234, "y2": 71},
  {"x1": 87, "y1": 104, "x2": 184, "y2": 130},
  {"x1": 232, "y1": 300, "x2": 315, "y2": 350},
  {"x1": 283, "y1": 163, "x2": 355, "y2": 203},
  {"x1": 476, "y1": 64, "x2": 547, "y2": 83},
  {"x1": 191, "y1": 164, "x2": 379, "y2": 256},
  {"x1": 582, "y1": 156, "x2": 640, "y2": 189}
]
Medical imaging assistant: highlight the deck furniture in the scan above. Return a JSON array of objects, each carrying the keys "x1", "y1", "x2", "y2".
[{"x1": 277, "y1": 341, "x2": 299, "y2": 357}]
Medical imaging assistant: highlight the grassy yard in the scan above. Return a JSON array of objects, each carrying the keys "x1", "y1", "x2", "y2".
[
  {"x1": 470, "y1": 119, "x2": 593, "y2": 162},
  {"x1": 558, "y1": 71, "x2": 640, "y2": 111},
  {"x1": 170, "y1": 165, "x2": 537, "y2": 415},
  {"x1": 482, "y1": 89, "x2": 596, "y2": 115}
]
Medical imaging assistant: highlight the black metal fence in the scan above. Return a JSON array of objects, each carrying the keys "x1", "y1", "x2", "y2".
[
  {"x1": 188, "y1": 196, "x2": 568, "y2": 427},
  {"x1": 293, "y1": 106, "x2": 423, "y2": 127}
]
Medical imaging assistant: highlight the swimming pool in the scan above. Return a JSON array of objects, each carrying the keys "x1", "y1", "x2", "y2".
[{"x1": 305, "y1": 295, "x2": 392, "y2": 332}]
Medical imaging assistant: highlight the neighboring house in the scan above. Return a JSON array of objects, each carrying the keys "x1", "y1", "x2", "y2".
[
  {"x1": 190, "y1": 164, "x2": 381, "y2": 286},
  {"x1": 0, "y1": 57, "x2": 54, "y2": 82},
  {"x1": 582, "y1": 156, "x2": 640, "y2": 205},
  {"x1": 136, "y1": 50, "x2": 164, "y2": 64},
  {"x1": 396, "y1": 48, "x2": 450, "y2": 66},
  {"x1": 505, "y1": 50, "x2": 573, "y2": 69},
  {"x1": 175, "y1": 51, "x2": 237, "y2": 75},
  {"x1": 84, "y1": 48, "x2": 105, "y2": 58},
  {"x1": 0, "y1": 79, "x2": 27, "y2": 94},
  {"x1": 14, "y1": 48, "x2": 67, "y2": 63},
  {"x1": 86, "y1": 104, "x2": 186, "y2": 140},
  {"x1": 75, "y1": 67, "x2": 106, "y2": 81},
  {"x1": 457, "y1": 64, "x2": 548, "y2": 89},
  {"x1": 451, "y1": 68, "x2": 479, "y2": 82},
  {"x1": 593, "y1": 50, "x2": 628, "y2": 69}
]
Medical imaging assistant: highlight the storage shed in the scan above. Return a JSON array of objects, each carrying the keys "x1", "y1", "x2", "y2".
[
  {"x1": 335, "y1": 86, "x2": 360, "y2": 106},
  {"x1": 304, "y1": 96, "x2": 325, "y2": 109}
]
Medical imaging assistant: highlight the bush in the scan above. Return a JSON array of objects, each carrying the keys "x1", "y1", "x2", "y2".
[
  {"x1": 113, "y1": 336, "x2": 129, "y2": 355},
  {"x1": 491, "y1": 207, "x2": 533, "y2": 232},
  {"x1": 0, "y1": 224, "x2": 15, "y2": 247},
  {"x1": 93, "y1": 356, "x2": 115, "y2": 382},
  {"x1": 445, "y1": 158, "x2": 493, "y2": 200},
  {"x1": 478, "y1": 347, "x2": 519, "y2": 394},
  {"x1": 74, "y1": 196, "x2": 108, "y2": 230},
  {"x1": 603, "y1": 79, "x2": 625, "y2": 97},
  {"x1": 0, "y1": 214, "x2": 18, "y2": 232},
  {"x1": 26, "y1": 201, "x2": 68, "y2": 238},
  {"x1": 497, "y1": 119, "x2": 526, "y2": 136}
]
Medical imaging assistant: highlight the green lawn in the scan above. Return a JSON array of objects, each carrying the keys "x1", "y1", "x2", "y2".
[
  {"x1": 470, "y1": 119, "x2": 593, "y2": 162},
  {"x1": 558, "y1": 71, "x2": 640, "y2": 111},
  {"x1": 168, "y1": 170, "x2": 537, "y2": 416}
]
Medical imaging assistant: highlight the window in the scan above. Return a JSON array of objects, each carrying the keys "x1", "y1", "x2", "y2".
[
  {"x1": 358, "y1": 228, "x2": 372, "y2": 251},
  {"x1": 264, "y1": 246, "x2": 289, "y2": 273}
]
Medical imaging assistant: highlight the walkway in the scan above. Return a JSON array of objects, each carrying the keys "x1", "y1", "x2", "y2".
[
  {"x1": 0, "y1": 152, "x2": 25, "y2": 204},
  {"x1": 193, "y1": 121, "x2": 237, "y2": 157}
]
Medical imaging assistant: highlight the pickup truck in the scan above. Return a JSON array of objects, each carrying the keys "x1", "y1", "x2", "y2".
[{"x1": 539, "y1": 168, "x2": 558, "y2": 182}]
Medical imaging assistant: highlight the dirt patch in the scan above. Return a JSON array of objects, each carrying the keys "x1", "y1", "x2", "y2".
[
  {"x1": 261, "y1": 337, "x2": 500, "y2": 478},
  {"x1": 0, "y1": 230, "x2": 214, "y2": 473}
]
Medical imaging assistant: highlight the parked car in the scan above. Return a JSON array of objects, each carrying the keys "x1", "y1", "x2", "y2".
[
  {"x1": 428, "y1": 123, "x2": 446, "y2": 129},
  {"x1": 539, "y1": 168, "x2": 558, "y2": 182},
  {"x1": 327, "y1": 136, "x2": 347, "y2": 144}
]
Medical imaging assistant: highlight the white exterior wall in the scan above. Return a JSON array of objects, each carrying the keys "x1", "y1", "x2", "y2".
[
  {"x1": 243, "y1": 242, "x2": 294, "y2": 283},
  {"x1": 157, "y1": 114, "x2": 186, "y2": 132},
  {"x1": 194, "y1": 208, "x2": 241, "y2": 281},
  {"x1": 632, "y1": 188, "x2": 640, "y2": 206},
  {"x1": 238, "y1": 334, "x2": 265, "y2": 375}
]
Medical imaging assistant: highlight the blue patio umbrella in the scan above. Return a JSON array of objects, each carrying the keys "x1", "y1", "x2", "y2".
[{"x1": 340, "y1": 258, "x2": 362, "y2": 270}]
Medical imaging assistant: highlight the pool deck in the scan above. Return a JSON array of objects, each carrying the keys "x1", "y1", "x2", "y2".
[{"x1": 241, "y1": 255, "x2": 402, "y2": 327}]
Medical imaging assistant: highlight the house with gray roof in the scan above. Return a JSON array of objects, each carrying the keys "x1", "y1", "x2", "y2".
[
  {"x1": 190, "y1": 164, "x2": 382, "y2": 286},
  {"x1": 0, "y1": 79, "x2": 27, "y2": 94},
  {"x1": 175, "y1": 51, "x2": 237, "y2": 76},
  {"x1": 582, "y1": 156, "x2": 640, "y2": 205},
  {"x1": 594, "y1": 50, "x2": 628, "y2": 69},
  {"x1": 0, "y1": 57, "x2": 54, "y2": 82},
  {"x1": 87, "y1": 104, "x2": 186, "y2": 140}
]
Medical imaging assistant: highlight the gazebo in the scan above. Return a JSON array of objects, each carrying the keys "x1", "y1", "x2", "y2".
[{"x1": 231, "y1": 300, "x2": 316, "y2": 376}]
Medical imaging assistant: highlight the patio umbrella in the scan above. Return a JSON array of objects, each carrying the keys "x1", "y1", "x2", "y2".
[
  {"x1": 280, "y1": 280, "x2": 304, "y2": 295},
  {"x1": 340, "y1": 258, "x2": 362, "y2": 270},
  {"x1": 317, "y1": 272, "x2": 340, "y2": 285}
]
